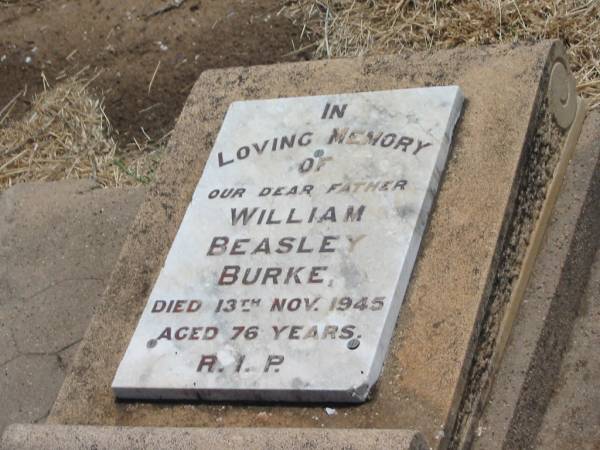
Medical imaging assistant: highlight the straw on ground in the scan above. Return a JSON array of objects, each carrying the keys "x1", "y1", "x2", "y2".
[
  {"x1": 0, "y1": 77, "x2": 166, "y2": 190},
  {"x1": 284, "y1": 0, "x2": 600, "y2": 109}
]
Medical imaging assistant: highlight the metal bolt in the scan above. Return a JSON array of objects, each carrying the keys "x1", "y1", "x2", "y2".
[{"x1": 347, "y1": 339, "x2": 360, "y2": 350}]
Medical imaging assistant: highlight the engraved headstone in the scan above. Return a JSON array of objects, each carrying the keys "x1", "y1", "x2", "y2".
[{"x1": 112, "y1": 87, "x2": 463, "y2": 402}]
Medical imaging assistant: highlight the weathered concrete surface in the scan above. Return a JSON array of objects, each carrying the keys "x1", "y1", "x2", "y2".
[
  {"x1": 473, "y1": 111, "x2": 600, "y2": 448},
  {"x1": 536, "y1": 248, "x2": 600, "y2": 450},
  {"x1": 0, "y1": 425, "x2": 428, "y2": 450},
  {"x1": 0, "y1": 181, "x2": 145, "y2": 435},
  {"x1": 48, "y1": 41, "x2": 580, "y2": 448}
]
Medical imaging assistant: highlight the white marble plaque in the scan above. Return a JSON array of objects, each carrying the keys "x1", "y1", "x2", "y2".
[{"x1": 112, "y1": 87, "x2": 464, "y2": 402}]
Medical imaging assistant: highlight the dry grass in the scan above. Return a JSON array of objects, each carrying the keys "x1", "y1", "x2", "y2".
[
  {"x1": 284, "y1": 0, "x2": 600, "y2": 109},
  {"x1": 0, "y1": 77, "x2": 166, "y2": 191},
  {"x1": 3, "y1": 2, "x2": 596, "y2": 190}
]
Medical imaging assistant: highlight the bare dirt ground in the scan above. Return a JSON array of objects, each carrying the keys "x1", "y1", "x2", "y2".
[{"x1": 0, "y1": 0, "x2": 307, "y2": 145}]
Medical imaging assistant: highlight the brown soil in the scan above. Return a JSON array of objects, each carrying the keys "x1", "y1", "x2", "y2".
[{"x1": 0, "y1": 0, "x2": 309, "y2": 145}]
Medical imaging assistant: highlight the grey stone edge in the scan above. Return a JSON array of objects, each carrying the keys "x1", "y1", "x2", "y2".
[{"x1": 0, "y1": 425, "x2": 428, "y2": 450}]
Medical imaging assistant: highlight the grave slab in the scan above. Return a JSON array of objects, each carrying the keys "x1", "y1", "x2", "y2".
[
  {"x1": 49, "y1": 41, "x2": 584, "y2": 448},
  {"x1": 112, "y1": 87, "x2": 464, "y2": 403}
]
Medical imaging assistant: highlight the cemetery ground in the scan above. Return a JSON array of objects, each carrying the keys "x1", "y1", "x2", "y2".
[
  {"x1": 0, "y1": 0, "x2": 310, "y2": 187},
  {"x1": 0, "y1": 1, "x2": 598, "y2": 188},
  {"x1": 1, "y1": 1, "x2": 600, "y2": 449}
]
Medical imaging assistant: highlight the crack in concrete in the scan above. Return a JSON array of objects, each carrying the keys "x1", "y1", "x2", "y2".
[
  {"x1": 20, "y1": 276, "x2": 105, "y2": 303},
  {"x1": 33, "y1": 408, "x2": 52, "y2": 425},
  {"x1": 0, "y1": 275, "x2": 103, "y2": 362},
  {"x1": 0, "y1": 338, "x2": 83, "y2": 370},
  {"x1": 0, "y1": 325, "x2": 20, "y2": 367}
]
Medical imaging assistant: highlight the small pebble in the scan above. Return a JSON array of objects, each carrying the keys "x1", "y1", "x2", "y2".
[{"x1": 324, "y1": 407, "x2": 337, "y2": 416}]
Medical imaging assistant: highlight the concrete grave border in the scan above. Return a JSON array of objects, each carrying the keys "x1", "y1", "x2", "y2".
[
  {"x1": 473, "y1": 110, "x2": 600, "y2": 449},
  {"x1": 1, "y1": 425, "x2": 427, "y2": 450},
  {"x1": 450, "y1": 53, "x2": 587, "y2": 448}
]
